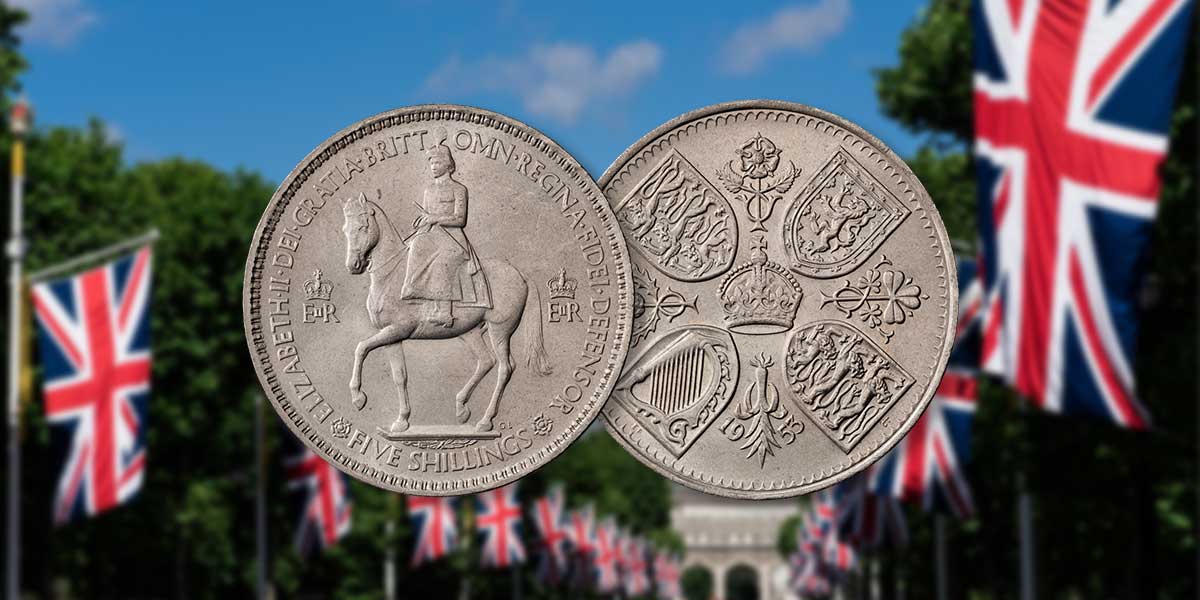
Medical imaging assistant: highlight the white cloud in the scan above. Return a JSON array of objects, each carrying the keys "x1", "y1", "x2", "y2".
[
  {"x1": 423, "y1": 40, "x2": 663, "y2": 125},
  {"x1": 10, "y1": 0, "x2": 98, "y2": 47},
  {"x1": 101, "y1": 122, "x2": 122, "y2": 145},
  {"x1": 720, "y1": 0, "x2": 851, "y2": 75}
]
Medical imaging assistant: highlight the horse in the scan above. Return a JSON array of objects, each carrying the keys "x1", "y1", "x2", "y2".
[{"x1": 340, "y1": 193, "x2": 552, "y2": 435}]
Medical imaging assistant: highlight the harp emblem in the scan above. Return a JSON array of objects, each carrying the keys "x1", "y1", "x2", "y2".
[{"x1": 613, "y1": 326, "x2": 739, "y2": 458}]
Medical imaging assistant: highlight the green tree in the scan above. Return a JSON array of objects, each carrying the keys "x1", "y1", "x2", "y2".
[{"x1": 871, "y1": 1, "x2": 1198, "y2": 598}]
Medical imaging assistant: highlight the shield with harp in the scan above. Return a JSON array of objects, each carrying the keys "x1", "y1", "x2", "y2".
[{"x1": 612, "y1": 326, "x2": 739, "y2": 458}]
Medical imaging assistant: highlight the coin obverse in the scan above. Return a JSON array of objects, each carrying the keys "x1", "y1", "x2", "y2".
[
  {"x1": 244, "y1": 105, "x2": 632, "y2": 495},
  {"x1": 598, "y1": 100, "x2": 957, "y2": 499}
]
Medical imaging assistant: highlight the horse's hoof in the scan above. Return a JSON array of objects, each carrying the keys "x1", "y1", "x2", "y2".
[
  {"x1": 350, "y1": 390, "x2": 367, "y2": 411},
  {"x1": 389, "y1": 419, "x2": 410, "y2": 435},
  {"x1": 455, "y1": 400, "x2": 471, "y2": 424},
  {"x1": 474, "y1": 419, "x2": 494, "y2": 433}
]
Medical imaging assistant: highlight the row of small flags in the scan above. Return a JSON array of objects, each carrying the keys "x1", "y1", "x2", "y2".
[
  {"x1": 786, "y1": 258, "x2": 985, "y2": 595},
  {"x1": 404, "y1": 482, "x2": 682, "y2": 597},
  {"x1": 293, "y1": 459, "x2": 682, "y2": 598}
]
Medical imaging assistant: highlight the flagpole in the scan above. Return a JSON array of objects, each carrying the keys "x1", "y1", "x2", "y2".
[
  {"x1": 384, "y1": 495, "x2": 397, "y2": 600},
  {"x1": 5, "y1": 97, "x2": 29, "y2": 600},
  {"x1": 26, "y1": 228, "x2": 159, "y2": 283},
  {"x1": 254, "y1": 394, "x2": 270, "y2": 600},
  {"x1": 934, "y1": 515, "x2": 948, "y2": 600},
  {"x1": 1017, "y1": 400, "x2": 1035, "y2": 600}
]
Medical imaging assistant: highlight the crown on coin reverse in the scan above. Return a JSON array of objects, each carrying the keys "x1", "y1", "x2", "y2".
[
  {"x1": 547, "y1": 268, "x2": 578, "y2": 300},
  {"x1": 303, "y1": 269, "x2": 333, "y2": 302},
  {"x1": 718, "y1": 237, "x2": 803, "y2": 335}
]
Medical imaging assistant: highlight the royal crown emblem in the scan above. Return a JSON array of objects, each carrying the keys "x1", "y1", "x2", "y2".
[
  {"x1": 547, "y1": 268, "x2": 578, "y2": 300},
  {"x1": 718, "y1": 237, "x2": 803, "y2": 335},
  {"x1": 303, "y1": 269, "x2": 333, "y2": 302}
]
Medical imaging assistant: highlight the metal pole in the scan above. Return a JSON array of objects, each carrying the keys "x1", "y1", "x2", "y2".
[
  {"x1": 1018, "y1": 488, "x2": 1035, "y2": 600},
  {"x1": 254, "y1": 395, "x2": 270, "y2": 600},
  {"x1": 934, "y1": 515, "x2": 948, "y2": 600},
  {"x1": 384, "y1": 496, "x2": 396, "y2": 600},
  {"x1": 1017, "y1": 399, "x2": 1035, "y2": 600},
  {"x1": 6, "y1": 97, "x2": 28, "y2": 600}
]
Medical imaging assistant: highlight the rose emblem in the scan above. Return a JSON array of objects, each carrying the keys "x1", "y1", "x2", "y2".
[
  {"x1": 530, "y1": 413, "x2": 553, "y2": 437},
  {"x1": 717, "y1": 133, "x2": 801, "y2": 232},
  {"x1": 330, "y1": 417, "x2": 352, "y2": 439},
  {"x1": 739, "y1": 134, "x2": 781, "y2": 179}
]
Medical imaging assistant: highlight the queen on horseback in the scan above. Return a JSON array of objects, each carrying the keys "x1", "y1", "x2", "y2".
[{"x1": 400, "y1": 139, "x2": 490, "y2": 327}]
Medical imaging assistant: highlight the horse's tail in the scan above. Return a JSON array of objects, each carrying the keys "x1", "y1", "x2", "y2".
[{"x1": 522, "y1": 278, "x2": 554, "y2": 376}]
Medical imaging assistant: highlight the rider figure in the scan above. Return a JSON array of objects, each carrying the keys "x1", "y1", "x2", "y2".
[{"x1": 400, "y1": 139, "x2": 487, "y2": 327}]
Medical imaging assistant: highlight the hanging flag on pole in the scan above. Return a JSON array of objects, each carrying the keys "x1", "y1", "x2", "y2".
[
  {"x1": 565, "y1": 503, "x2": 596, "y2": 586},
  {"x1": 476, "y1": 482, "x2": 526, "y2": 568},
  {"x1": 531, "y1": 485, "x2": 569, "y2": 583},
  {"x1": 870, "y1": 259, "x2": 981, "y2": 518},
  {"x1": 972, "y1": 0, "x2": 1195, "y2": 428},
  {"x1": 408, "y1": 495, "x2": 458, "y2": 566},
  {"x1": 284, "y1": 433, "x2": 351, "y2": 555},
  {"x1": 621, "y1": 536, "x2": 650, "y2": 596},
  {"x1": 654, "y1": 552, "x2": 682, "y2": 600},
  {"x1": 591, "y1": 516, "x2": 621, "y2": 593},
  {"x1": 836, "y1": 468, "x2": 910, "y2": 548},
  {"x1": 31, "y1": 245, "x2": 153, "y2": 524}
]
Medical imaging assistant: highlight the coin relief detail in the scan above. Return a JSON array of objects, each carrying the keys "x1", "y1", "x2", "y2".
[
  {"x1": 600, "y1": 101, "x2": 956, "y2": 499},
  {"x1": 245, "y1": 106, "x2": 631, "y2": 496}
]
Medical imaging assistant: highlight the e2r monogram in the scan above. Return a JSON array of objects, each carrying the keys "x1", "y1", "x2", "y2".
[
  {"x1": 546, "y1": 268, "x2": 580, "y2": 323},
  {"x1": 302, "y1": 269, "x2": 340, "y2": 324}
]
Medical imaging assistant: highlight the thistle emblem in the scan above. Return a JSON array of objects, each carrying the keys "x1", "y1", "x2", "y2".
[{"x1": 716, "y1": 134, "x2": 802, "y2": 232}]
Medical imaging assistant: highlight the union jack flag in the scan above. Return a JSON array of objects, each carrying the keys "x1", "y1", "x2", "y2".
[
  {"x1": 531, "y1": 485, "x2": 569, "y2": 583},
  {"x1": 476, "y1": 483, "x2": 526, "y2": 567},
  {"x1": 284, "y1": 434, "x2": 351, "y2": 555},
  {"x1": 621, "y1": 536, "x2": 649, "y2": 596},
  {"x1": 654, "y1": 552, "x2": 682, "y2": 600},
  {"x1": 592, "y1": 517, "x2": 621, "y2": 592},
  {"x1": 835, "y1": 469, "x2": 909, "y2": 549},
  {"x1": 797, "y1": 510, "x2": 824, "y2": 554},
  {"x1": 823, "y1": 531, "x2": 858, "y2": 575},
  {"x1": 813, "y1": 489, "x2": 837, "y2": 532},
  {"x1": 566, "y1": 504, "x2": 596, "y2": 586},
  {"x1": 566, "y1": 503, "x2": 595, "y2": 556},
  {"x1": 32, "y1": 247, "x2": 152, "y2": 524},
  {"x1": 973, "y1": 0, "x2": 1194, "y2": 428},
  {"x1": 409, "y1": 495, "x2": 457, "y2": 566},
  {"x1": 790, "y1": 548, "x2": 830, "y2": 598},
  {"x1": 869, "y1": 259, "x2": 981, "y2": 518}
]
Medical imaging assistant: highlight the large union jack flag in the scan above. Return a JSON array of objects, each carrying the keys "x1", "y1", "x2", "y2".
[
  {"x1": 409, "y1": 495, "x2": 458, "y2": 566},
  {"x1": 32, "y1": 247, "x2": 152, "y2": 524},
  {"x1": 531, "y1": 485, "x2": 569, "y2": 583},
  {"x1": 973, "y1": 0, "x2": 1194, "y2": 428},
  {"x1": 284, "y1": 435, "x2": 351, "y2": 555},
  {"x1": 870, "y1": 260, "x2": 981, "y2": 518},
  {"x1": 476, "y1": 483, "x2": 526, "y2": 567}
]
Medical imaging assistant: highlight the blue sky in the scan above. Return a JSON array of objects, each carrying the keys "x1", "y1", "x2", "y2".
[{"x1": 13, "y1": 0, "x2": 932, "y2": 183}]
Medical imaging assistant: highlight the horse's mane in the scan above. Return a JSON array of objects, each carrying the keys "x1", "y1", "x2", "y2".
[{"x1": 366, "y1": 199, "x2": 404, "y2": 245}]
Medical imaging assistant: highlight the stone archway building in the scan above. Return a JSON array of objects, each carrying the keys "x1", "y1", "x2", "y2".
[{"x1": 671, "y1": 483, "x2": 800, "y2": 600}]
